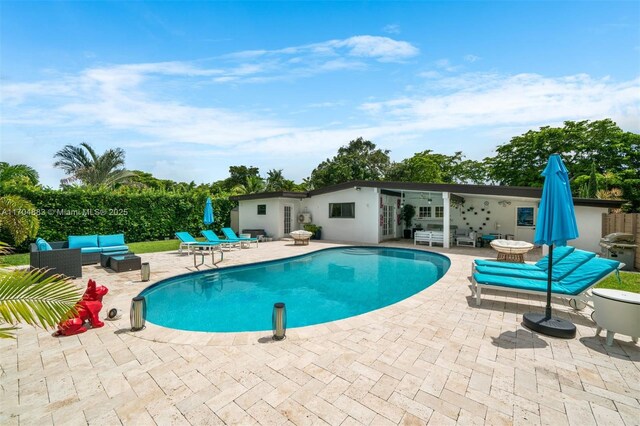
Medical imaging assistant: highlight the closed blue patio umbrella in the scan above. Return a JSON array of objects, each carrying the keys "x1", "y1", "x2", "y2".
[
  {"x1": 203, "y1": 197, "x2": 214, "y2": 227},
  {"x1": 523, "y1": 154, "x2": 579, "y2": 338}
]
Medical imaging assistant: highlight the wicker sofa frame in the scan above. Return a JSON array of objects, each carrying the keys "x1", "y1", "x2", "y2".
[{"x1": 29, "y1": 242, "x2": 82, "y2": 279}]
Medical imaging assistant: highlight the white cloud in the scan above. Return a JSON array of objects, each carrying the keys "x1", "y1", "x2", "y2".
[
  {"x1": 464, "y1": 54, "x2": 480, "y2": 63},
  {"x1": 383, "y1": 24, "x2": 401, "y2": 34},
  {"x1": 360, "y1": 73, "x2": 640, "y2": 132}
]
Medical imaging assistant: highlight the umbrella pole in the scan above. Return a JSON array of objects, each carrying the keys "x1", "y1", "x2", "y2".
[
  {"x1": 545, "y1": 245, "x2": 553, "y2": 319},
  {"x1": 522, "y1": 244, "x2": 576, "y2": 339}
]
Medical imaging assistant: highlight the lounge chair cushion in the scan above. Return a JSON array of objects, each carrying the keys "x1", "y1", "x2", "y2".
[
  {"x1": 175, "y1": 232, "x2": 197, "y2": 243},
  {"x1": 98, "y1": 234, "x2": 125, "y2": 247},
  {"x1": 36, "y1": 237, "x2": 52, "y2": 251},
  {"x1": 222, "y1": 227, "x2": 257, "y2": 241},
  {"x1": 69, "y1": 235, "x2": 99, "y2": 249},
  {"x1": 557, "y1": 258, "x2": 620, "y2": 295},
  {"x1": 534, "y1": 245, "x2": 575, "y2": 270},
  {"x1": 475, "y1": 249, "x2": 596, "y2": 281}
]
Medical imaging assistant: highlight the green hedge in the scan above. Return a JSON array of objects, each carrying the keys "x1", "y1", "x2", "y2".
[{"x1": 1, "y1": 188, "x2": 236, "y2": 251}]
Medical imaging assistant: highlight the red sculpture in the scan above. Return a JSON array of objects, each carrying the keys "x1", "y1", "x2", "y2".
[{"x1": 56, "y1": 279, "x2": 109, "y2": 336}]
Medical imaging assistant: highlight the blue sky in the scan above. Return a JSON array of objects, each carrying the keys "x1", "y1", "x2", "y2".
[{"x1": 2, "y1": 1, "x2": 639, "y2": 188}]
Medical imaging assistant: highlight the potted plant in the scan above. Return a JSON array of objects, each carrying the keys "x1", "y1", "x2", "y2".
[
  {"x1": 401, "y1": 204, "x2": 415, "y2": 238},
  {"x1": 303, "y1": 223, "x2": 322, "y2": 240}
]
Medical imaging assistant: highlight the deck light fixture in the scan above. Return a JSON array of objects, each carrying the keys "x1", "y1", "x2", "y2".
[
  {"x1": 141, "y1": 262, "x2": 151, "y2": 282},
  {"x1": 130, "y1": 296, "x2": 146, "y2": 331},
  {"x1": 272, "y1": 302, "x2": 287, "y2": 340}
]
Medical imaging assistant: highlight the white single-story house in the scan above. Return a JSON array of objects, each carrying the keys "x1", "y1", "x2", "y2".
[{"x1": 230, "y1": 181, "x2": 623, "y2": 253}]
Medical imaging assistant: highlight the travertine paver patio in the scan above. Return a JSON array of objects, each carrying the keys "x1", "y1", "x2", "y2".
[{"x1": 1, "y1": 240, "x2": 639, "y2": 425}]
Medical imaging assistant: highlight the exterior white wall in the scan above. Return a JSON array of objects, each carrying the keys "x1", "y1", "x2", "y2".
[
  {"x1": 238, "y1": 198, "x2": 301, "y2": 239},
  {"x1": 300, "y1": 187, "x2": 379, "y2": 244},
  {"x1": 574, "y1": 206, "x2": 608, "y2": 253}
]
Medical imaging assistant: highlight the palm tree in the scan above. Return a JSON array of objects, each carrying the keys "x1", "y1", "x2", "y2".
[
  {"x1": 53, "y1": 142, "x2": 134, "y2": 187},
  {"x1": 0, "y1": 195, "x2": 40, "y2": 245},
  {"x1": 0, "y1": 162, "x2": 39, "y2": 187},
  {"x1": 0, "y1": 195, "x2": 80, "y2": 339},
  {"x1": 231, "y1": 175, "x2": 265, "y2": 195},
  {"x1": 0, "y1": 247, "x2": 80, "y2": 339}
]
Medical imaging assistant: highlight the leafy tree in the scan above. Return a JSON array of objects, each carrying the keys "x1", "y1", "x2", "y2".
[
  {"x1": 0, "y1": 163, "x2": 39, "y2": 188},
  {"x1": 587, "y1": 161, "x2": 598, "y2": 198},
  {"x1": 53, "y1": 142, "x2": 134, "y2": 188},
  {"x1": 485, "y1": 119, "x2": 639, "y2": 210},
  {"x1": 387, "y1": 151, "x2": 487, "y2": 184},
  {"x1": 309, "y1": 137, "x2": 391, "y2": 188},
  {"x1": 486, "y1": 119, "x2": 639, "y2": 188},
  {"x1": 218, "y1": 166, "x2": 261, "y2": 192}
]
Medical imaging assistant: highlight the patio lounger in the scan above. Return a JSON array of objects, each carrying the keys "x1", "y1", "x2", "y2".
[
  {"x1": 201, "y1": 230, "x2": 241, "y2": 250},
  {"x1": 472, "y1": 256, "x2": 621, "y2": 308},
  {"x1": 175, "y1": 232, "x2": 200, "y2": 254},
  {"x1": 222, "y1": 228, "x2": 259, "y2": 248},
  {"x1": 175, "y1": 232, "x2": 224, "y2": 255},
  {"x1": 474, "y1": 249, "x2": 595, "y2": 281}
]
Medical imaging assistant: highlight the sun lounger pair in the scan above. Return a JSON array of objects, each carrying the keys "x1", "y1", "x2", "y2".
[
  {"x1": 175, "y1": 232, "x2": 225, "y2": 255},
  {"x1": 471, "y1": 246, "x2": 622, "y2": 308},
  {"x1": 202, "y1": 229, "x2": 259, "y2": 249}
]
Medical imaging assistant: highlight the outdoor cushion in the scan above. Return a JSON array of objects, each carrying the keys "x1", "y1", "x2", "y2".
[
  {"x1": 101, "y1": 245, "x2": 129, "y2": 253},
  {"x1": 534, "y1": 245, "x2": 575, "y2": 270},
  {"x1": 473, "y1": 257, "x2": 621, "y2": 296},
  {"x1": 475, "y1": 249, "x2": 596, "y2": 281},
  {"x1": 80, "y1": 246, "x2": 102, "y2": 254},
  {"x1": 548, "y1": 249, "x2": 596, "y2": 281},
  {"x1": 36, "y1": 237, "x2": 52, "y2": 251},
  {"x1": 98, "y1": 234, "x2": 125, "y2": 247},
  {"x1": 175, "y1": 232, "x2": 198, "y2": 243},
  {"x1": 69, "y1": 235, "x2": 98, "y2": 249},
  {"x1": 558, "y1": 258, "x2": 620, "y2": 295}
]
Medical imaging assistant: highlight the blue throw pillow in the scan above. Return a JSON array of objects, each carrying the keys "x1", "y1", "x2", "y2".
[
  {"x1": 98, "y1": 234, "x2": 125, "y2": 247},
  {"x1": 68, "y1": 235, "x2": 99, "y2": 249},
  {"x1": 36, "y1": 238, "x2": 52, "y2": 251}
]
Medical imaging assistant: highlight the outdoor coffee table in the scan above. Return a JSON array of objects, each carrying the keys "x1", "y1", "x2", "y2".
[{"x1": 106, "y1": 253, "x2": 142, "y2": 272}]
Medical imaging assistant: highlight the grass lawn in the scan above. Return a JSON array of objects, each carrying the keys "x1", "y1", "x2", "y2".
[{"x1": 596, "y1": 270, "x2": 640, "y2": 293}]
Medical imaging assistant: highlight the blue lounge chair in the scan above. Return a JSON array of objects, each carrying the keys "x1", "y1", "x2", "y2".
[
  {"x1": 221, "y1": 228, "x2": 259, "y2": 248},
  {"x1": 175, "y1": 232, "x2": 223, "y2": 255},
  {"x1": 472, "y1": 253, "x2": 621, "y2": 308},
  {"x1": 474, "y1": 249, "x2": 595, "y2": 281},
  {"x1": 201, "y1": 230, "x2": 240, "y2": 250}
]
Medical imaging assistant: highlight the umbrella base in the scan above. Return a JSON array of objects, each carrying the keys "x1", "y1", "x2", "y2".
[{"x1": 522, "y1": 312, "x2": 576, "y2": 339}]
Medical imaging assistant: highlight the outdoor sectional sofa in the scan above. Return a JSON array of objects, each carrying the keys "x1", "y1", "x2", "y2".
[{"x1": 30, "y1": 234, "x2": 129, "y2": 279}]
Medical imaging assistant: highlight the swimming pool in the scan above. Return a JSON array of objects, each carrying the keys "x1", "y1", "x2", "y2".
[{"x1": 139, "y1": 247, "x2": 450, "y2": 332}]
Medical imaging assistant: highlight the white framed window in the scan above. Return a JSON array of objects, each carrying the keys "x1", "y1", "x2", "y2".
[
  {"x1": 418, "y1": 206, "x2": 431, "y2": 218},
  {"x1": 329, "y1": 202, "x2": 355, "y2": 218},
  {"x1": 435, "y1": 206, "x2": 444, "y2": 218}
]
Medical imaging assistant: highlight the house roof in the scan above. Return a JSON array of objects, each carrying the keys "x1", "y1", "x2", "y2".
[{"x1": 229, "y1": 180, "x2": 625, "y2": 208}]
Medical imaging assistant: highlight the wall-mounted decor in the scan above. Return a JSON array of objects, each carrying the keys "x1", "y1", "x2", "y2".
[{"x1": 498, "y1": 200, "x2": 512, "y2": 207}]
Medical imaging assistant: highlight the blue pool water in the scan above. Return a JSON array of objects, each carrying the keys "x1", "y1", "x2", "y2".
[{"x1": 139, "y1": 247, "x2": 450, "y2": 332}]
